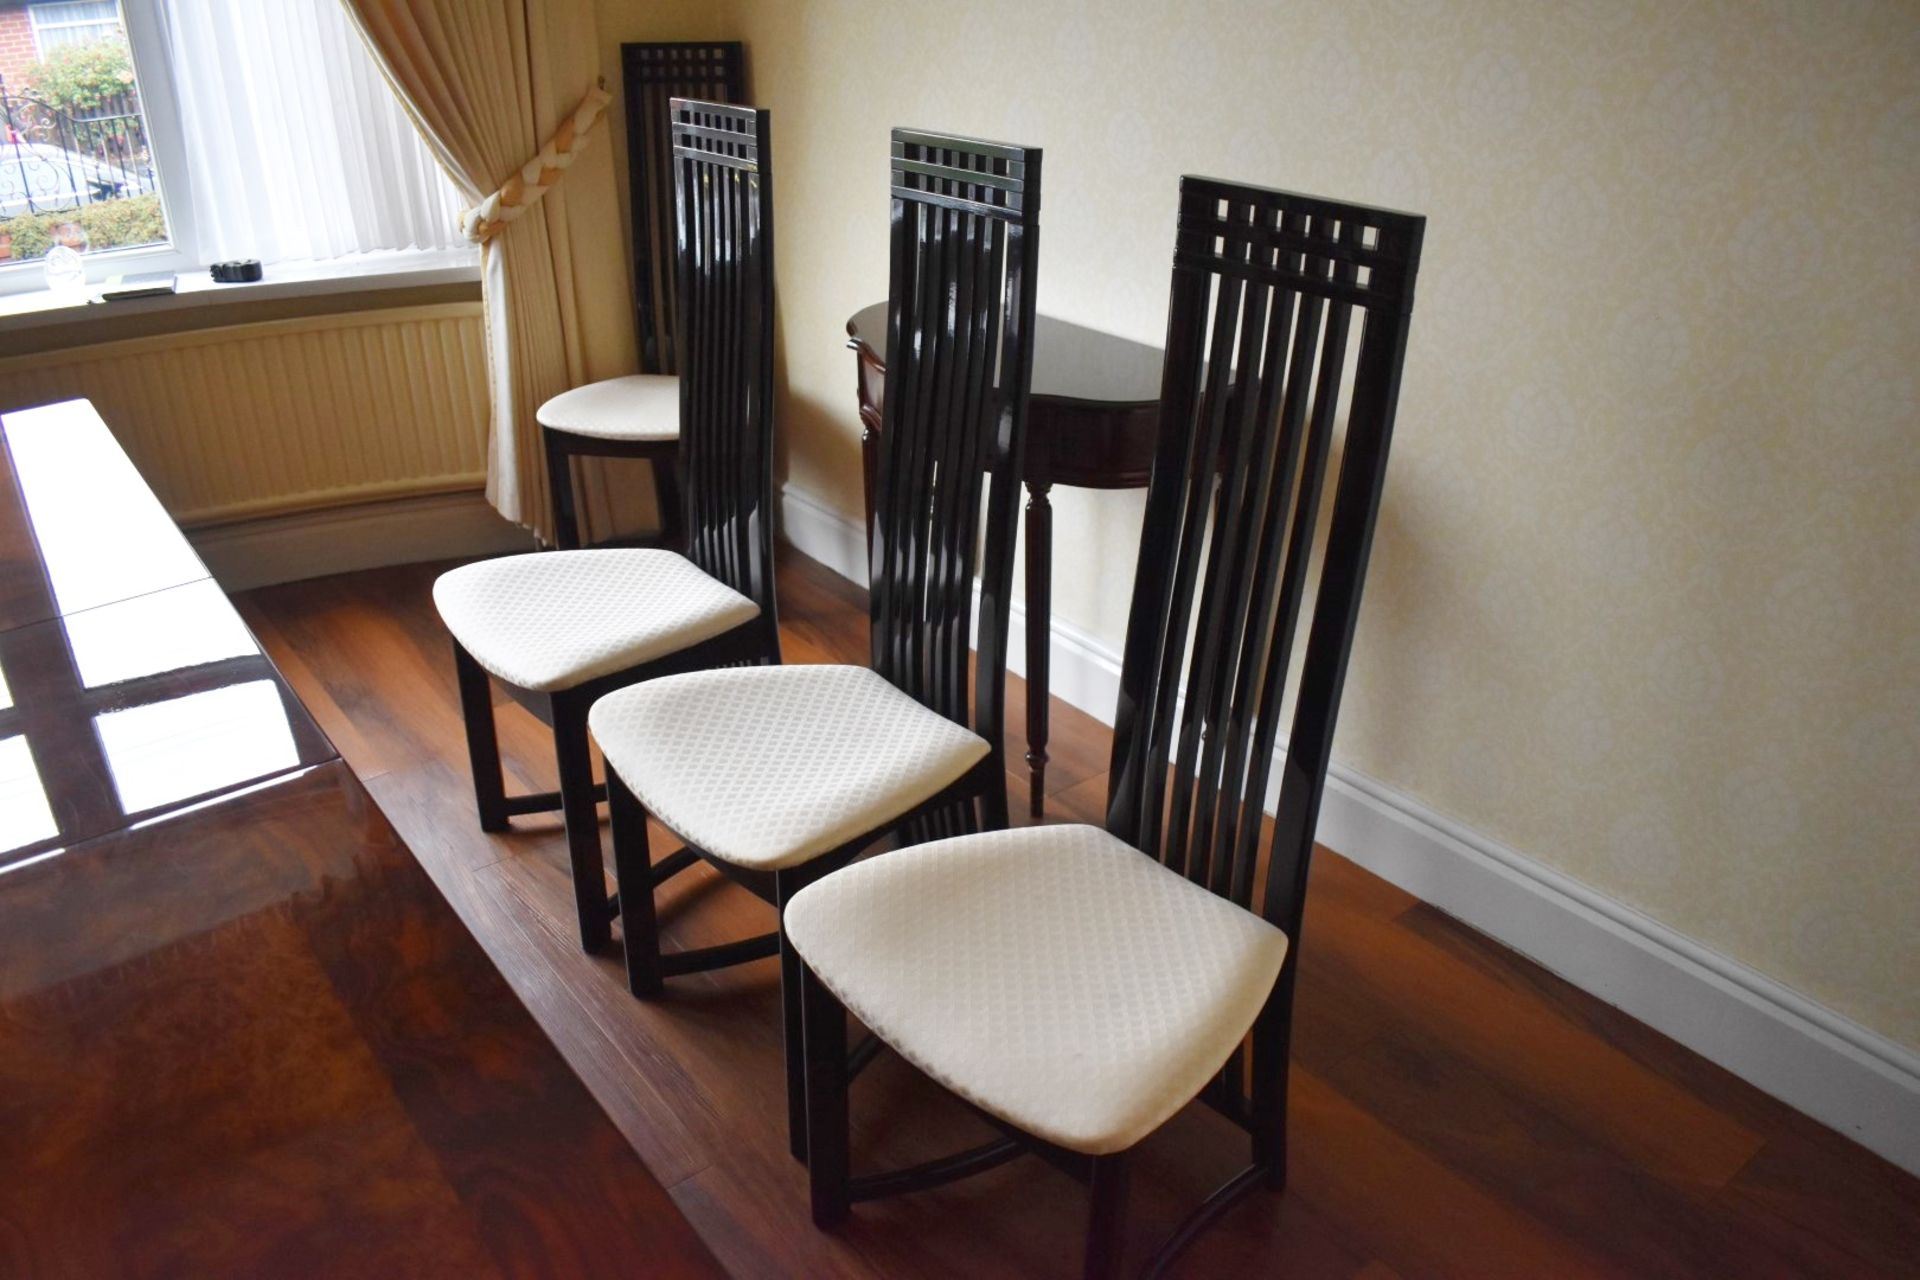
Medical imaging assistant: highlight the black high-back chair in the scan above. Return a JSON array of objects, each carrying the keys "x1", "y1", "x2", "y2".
[
  {"x1": 588, "y1": 128, "x2": 1041, "y2": 1159},
  {"x1": 670, "y1": 99, "x2": 779, "y2": 626},
  {"x1": 785, "y1": 177, "x2": 1425, "y2": 1278},
  {"x1": 434, "y1": 99, "x2": 779, "y2": 955},
  {"x1": 869, "y1": 127, "x2": 1043, "y2": 838},
  {"x1": 625, "y1": 41, "x2": 747, "y2": 374},
  {"x1": 538, "y1": 41, "x2": 746, "y2": 549}
]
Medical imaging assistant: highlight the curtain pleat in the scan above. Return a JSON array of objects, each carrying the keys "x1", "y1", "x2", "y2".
[{"x1": 339, "y1": 0, "x2": 639, "y2": 540}]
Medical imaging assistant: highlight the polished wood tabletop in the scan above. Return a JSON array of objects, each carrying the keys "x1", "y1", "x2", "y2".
[
  {"x1": 0, "y1": 400, "x2": 723, "y2": 1279},
  {"x1": 847, "y1": 300, "x2": 1165, "y2": 408}
]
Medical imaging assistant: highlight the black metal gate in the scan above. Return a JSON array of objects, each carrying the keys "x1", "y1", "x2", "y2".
[{"x1": 0, "y1": 79, "x2": 157, "y2": 220}]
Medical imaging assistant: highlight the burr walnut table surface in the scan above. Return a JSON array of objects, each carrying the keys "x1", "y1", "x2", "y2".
[{"x1": 0, "y1": 399, "x2": 722, "y2": 1280}]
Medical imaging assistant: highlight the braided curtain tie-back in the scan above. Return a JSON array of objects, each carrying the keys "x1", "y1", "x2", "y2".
[{"x1": 460, "y1": 81, "x2": 613, "y2": 244}]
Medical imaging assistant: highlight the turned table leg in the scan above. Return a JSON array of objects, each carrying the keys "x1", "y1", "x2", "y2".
[{"x1": 1024, "y1": 481, "x2": 1053, "y2": 819}]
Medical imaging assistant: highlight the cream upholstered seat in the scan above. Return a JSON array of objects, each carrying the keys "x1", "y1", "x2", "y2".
[
  {"x1": 535, "y1": 374, "x2": 679, "y2": 442},
  {"x1": 433, "y1": 548, "x2": 758, "y2": 693},
  {"x1": 588, "y1": 664, "x2": 989, "y2": 870},
  {"x1": 786, "y1": 823, "x2": 1289, "y2": 1156}
]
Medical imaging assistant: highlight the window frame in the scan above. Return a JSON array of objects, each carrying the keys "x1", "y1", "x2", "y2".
[
  {"x1": 0, "y1": 0, "x2": 197, "y2": 295},
  {"x1": 27, "y1": 1, "x2": 124, "y2": 56},
  {"x1": 1, "y1": 0, "x2": 472, "y2": 300}
]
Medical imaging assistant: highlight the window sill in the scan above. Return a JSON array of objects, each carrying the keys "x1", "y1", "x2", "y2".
[{"x1": 0, "y1": 249, "x2": 482, "y2": 340}]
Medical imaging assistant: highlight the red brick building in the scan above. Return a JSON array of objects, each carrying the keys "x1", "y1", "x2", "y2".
[
  {"x1": 0, "y1": 4, "x2": 39, "y2": 95},
  {"x1": 2, "y1": 1, "x2": 128, "y2": 100}
]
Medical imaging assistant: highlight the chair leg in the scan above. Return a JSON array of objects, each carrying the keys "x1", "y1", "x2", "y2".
[
  {"x1": 608, "y1": 770, "x2": 664, "y2": 996},
  {"x1": 1252, "y1": 965, "x2": 1298, "y2": 1191},
  {"x1": 1251, "y1": 1043, "x2": 1293, "y2": 1195},
  {"x1": 758, "y1": 613, "x2": 783, "y2": 666},
  {"x1": 544, "y1": 430, "x2": 583, "y2": 550},
  {"x1": 552, "y1": 697, "x2": 612, "y2": 954},
  {"x1": 452, "y1": 641, "x2": 510, "y2": 833},
  {"x1": 802, "y1": 957, "x2": 852, "y2": 1227},
  {"x1": 1263, "y1": 1060, "x2": 1291, "y2": 1192},
  {"x1": 1084, "y1": 1152, "x2": 1131, "y2": 1280},
  {"x1": 653, "y1": 454, "x2": 685, "y2": 549},
  {"x1": 776, "y1": 868, "x2": 809, "y2": 1165},
  {"x1": 980, "y1": 772, "x2": 1011, "y2": 834}
]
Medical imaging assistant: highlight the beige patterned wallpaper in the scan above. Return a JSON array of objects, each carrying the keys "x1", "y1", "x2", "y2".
[{"x1": 703, "y1": 0, "x2": 1920, "y2": 1050}]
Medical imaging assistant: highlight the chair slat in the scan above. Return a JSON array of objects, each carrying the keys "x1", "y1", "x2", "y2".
[
  {"x1": 1170, "y1": 202, "x2": 1283, "y2": 886},
  {"x1": 1211, "y1": 221, "x2": 1325, "y2": 905},
  {"x1": 1192, "y1": 216, "x2": 1306, "y2": 898}
]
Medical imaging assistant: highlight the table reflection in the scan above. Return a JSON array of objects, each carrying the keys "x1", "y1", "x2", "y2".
[
  {"x1": 65, "y1": 579, "x2": 257, "y2": 689},
  {"x1": 0, "y1": 399, "x2": 207, "y2": 625},
  {"x1": 96, "y1": 681, "x2": 301, "y2": 816},
  {"x1": 0, "y1": 581, "x2": 331, "y2": 868},
  {"x1": 0, "y1": 734, "x2": 58, "y2": 855},
  {"x1": 0, "y1": 399, "x2": 715, "y2": 1280}
]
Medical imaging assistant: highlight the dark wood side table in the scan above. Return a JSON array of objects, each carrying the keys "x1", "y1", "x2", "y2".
[{"x1": 847, "y1": 302, "x2": 1164, "y2": 817}]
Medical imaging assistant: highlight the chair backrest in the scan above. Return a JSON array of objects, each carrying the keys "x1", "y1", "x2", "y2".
[
  {"x1": 622, "y1": 41, "x2": 745, "y2": 374},
  {"x1": 669, "y1": 99, "x2": 776, "y2": 621},
  {"x1": 869, "y1": 129, "x2": 1041, "y2": 782},
  {"x1": 1107, "y1": 177, "x2": 1424, "y2": 944}
]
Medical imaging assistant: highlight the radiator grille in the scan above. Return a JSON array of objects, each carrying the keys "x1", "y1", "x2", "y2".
[{"x1": 0, "y1": 303, "x2": 490, "y2": 526}]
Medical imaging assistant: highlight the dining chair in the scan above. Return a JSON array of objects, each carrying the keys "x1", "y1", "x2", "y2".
[
  {"x1": 785, "y1": 177, "x2": 1425, "y2": 1279},
  {"x1": 538, "y1": 42, "x2": 746, "y2": 550},
  {"x1": 435, "y1": 99, "x2": 779, "y2": 954},
  {"x1": 587, "y1": 128, "x2": 1042, "y2": 1159}
]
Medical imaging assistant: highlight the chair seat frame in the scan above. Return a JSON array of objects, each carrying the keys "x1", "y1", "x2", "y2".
[
  {"x1": 452, "y1": 608, "x2": 779, "y2": 953},
  {"x1": 609, "y1": 751, "x2": 1005, "y2": 1161},
  {"x1": 541, "y1": 428, "x2": 685, "y2": 552}
]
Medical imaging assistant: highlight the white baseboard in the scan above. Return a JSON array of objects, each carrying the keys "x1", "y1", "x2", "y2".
[
  {"x1": 190, "y1": 488, "x2": 536, "y2": 592},
  {"x1": 1314, "y1": 767, "x2": 1920, "y2": 1174},
  {"x1": 777, "y1": 482, "x2": 1920, "y2": 1175},
  {"x1": 777, "y1": 483, "x2": 1129, "y2": 711},
  {"x1": 779, "y1": 483, "x2": 870, "y2": 586}
]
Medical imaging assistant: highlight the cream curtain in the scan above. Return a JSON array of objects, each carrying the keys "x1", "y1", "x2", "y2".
[{"x1": 340, "y1": 0, "x2": 642, "y2": 541}]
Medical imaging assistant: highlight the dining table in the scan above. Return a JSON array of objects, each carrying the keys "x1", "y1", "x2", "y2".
[{"x1": 0, "y1": 398, "x2": 723, "y2": 1279}]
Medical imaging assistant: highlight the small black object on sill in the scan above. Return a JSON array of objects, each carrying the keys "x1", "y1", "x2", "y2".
[
  {"x1": 98, "y1": 271, "x2": 178, "y2": 302},
  {"x1": 210, "y1": 259, "x2": 263, "y2": 283}
]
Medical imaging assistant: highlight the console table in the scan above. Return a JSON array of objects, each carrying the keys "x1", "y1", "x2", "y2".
[
  {"x1": 846, "y1": 302, "x2": 1164, "y2": 817},
  {"x1": 0, "y1": 400, "x2": 722, "y2": 1279}
]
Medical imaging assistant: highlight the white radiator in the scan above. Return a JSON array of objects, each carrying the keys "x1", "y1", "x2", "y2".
[{"x1": 0, "y1": 302, "x2": 490, "y2": 526}]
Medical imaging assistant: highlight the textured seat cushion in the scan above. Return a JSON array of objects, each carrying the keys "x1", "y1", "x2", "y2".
[
  {"x1": 785, "y1": 824, "x2": 1290, "y2": 1156},
  {"x1": 536, "y1": 374, "x2": 679, "y2": 441},
  {"x1": 588, "y1": 665, "x2": 989, "y2": 870},
  {"x1": 433, "y1": 549, "x2": 758, "y2": 693}
]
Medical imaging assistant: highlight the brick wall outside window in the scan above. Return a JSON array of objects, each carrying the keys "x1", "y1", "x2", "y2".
[{"x1": 0, "y1": 8, "x2": 40, "y2": 99}]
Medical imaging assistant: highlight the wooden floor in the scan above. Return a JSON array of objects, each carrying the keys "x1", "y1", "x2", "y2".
[{"x1": 238, "y1": 549, "x2": 1920, "y2": 1280}]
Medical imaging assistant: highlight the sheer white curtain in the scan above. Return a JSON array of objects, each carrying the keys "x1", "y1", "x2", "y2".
[{"x1": 159, "y1": 0, "x2": 465, "y2": 264}]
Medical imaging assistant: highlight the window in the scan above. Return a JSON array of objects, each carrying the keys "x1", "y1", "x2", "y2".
[
  {"x1": 28, "y1": 1, "x2": 122, "y2": 55},
  {"x1": 0, "y1": 0, "x2": 468, "y2": 293},
  {"x1": 2, "y1": 2, "x2": 171, "y2": 271}
]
